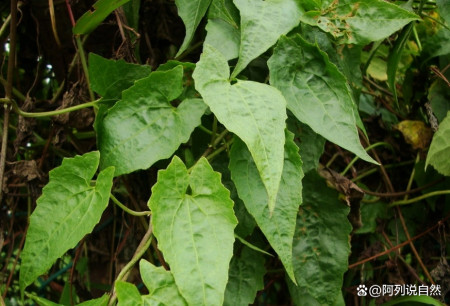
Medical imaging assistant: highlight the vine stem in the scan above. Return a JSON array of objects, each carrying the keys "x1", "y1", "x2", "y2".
[
  {"x1": 110, "y1": 193, "x2": 151, "y2": 217},
  {"x1": 0, "y1": 77, "x2": 25, "y2": 101},
  {"x1": 0, "y1": 0, "x2": 18, "y2": 205},
  {"x1": 108, "y1": 222, "x2": 153, "y2": 305},
  {"x1": 0, "y1": 97, "x2": 101, "y2": 118},
  {"x1": 389, "y1": 190, "x2": 450, "y2": 207},
  {"x1": 75, "y1": 35, "x2": 95, "y2": 101},
  {"x1": 340, "y1": 142, "x2": 392, "y2": 176}
]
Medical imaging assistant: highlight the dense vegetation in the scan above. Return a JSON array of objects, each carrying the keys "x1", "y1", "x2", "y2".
[{"x1": 0, "y1": 0, "x2": 449, "y2": 305}]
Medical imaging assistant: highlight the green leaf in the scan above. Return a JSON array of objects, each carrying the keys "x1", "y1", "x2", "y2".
[
  {"x1": 429, "y1": 80, "x2": 450, "y2": 123},
  {"x1": 139, "y1": 260, "x2": 187, "y2": 305},
  {"x1": 387, "y1": 23, "x2": 413, "y2": 107},
  {"x1": 223, "y1": 246, "x2": 265, "y2": 306},
  {"x1": 287, "y1": 281, "x2": 345, "y2": 306},
  {"x1": 290, "y1": 172, "x2": 352, "y2": 305},
  {"x1": 297, "y1": 0, "x2": 419, "y2": 45},
  {"x1": 422, "y1": 29, "x2": 450, "y2": 62},
  {"x1": 229, "y1": 130, "x2": 303, "y2": 282},
  {"x1": 382, "y1": 294, "x2": 446, "y2": 306},
  {"x1": 20, "y1": 151, "x2": 114, "y2": 294},
  {"x1": 26, "y1": 293, "x2": 61, "y2": 306},
  {"x1": 148, "y1": 157, "x2": 237, "y2": 306},
  {"x1": 78, "y1": 295, "x2": 110, "y2": 306},
  {"x1": 208, "y1": 0, "x2": 239, "y2": 27},
  {"x1": 73, "y1": 0, "x2": 131, "y2": 34},
  {"x1": 437, "y1": 0, "x2": 450, "y2": 26},
  {"x1": 89, "y1": 53, "x2": 151, "y2": 100},
  {"x1": 355, "y1": 201, "x2": 387, "y2": 234},
  {"x1": 268, "y1": 35, "x2": 377, "y2": 164},
  {"x1": 426, "y1": 111, "x2": 450, "y2": 176},
  {"x1": 193, "y1": 44, "x2": 287, "y2": 212},
  {"x1": 231, "y1": 0, "x2": 301, "y2": 78},
  {"x1": 175, "y1": 0, "x2": 212, "y2": 57},
  {"x1": 205, "y1": 18, "x2": 240, "y2": 60},
  {"x1": 210, "y1": 157, "x2": 256, "y2": 238},
  {"x1": 116, "y1": 281, "x2": 142, "y2": 306},
  {"x1": 98, "y1": 66, "x2": 207, "y2": 176},
  {"x1": 123, "y1": 0, "x2": 141, "y2": 32},
  {"x1": 286, "y1": 117, "x2": 325, "y2": 174}
]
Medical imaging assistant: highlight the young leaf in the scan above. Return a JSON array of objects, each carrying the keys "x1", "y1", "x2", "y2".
[
  {"x1": 175, "y1": 0, "x2": 212, "y2": 57},
  {"x1": 148, "y1": 157, "x2": 237, "y2": 306},
  {"x1": 20, "y1": 152, "x2": 114, "y2": 294},
  {"x1": 139, "y1": 260, "x2": 187, "y2": 305},
  {"x1": 426, "y1": 111, "x2": 450, "y2": 176},
  {"x1": 229, "y1": 130, "x2": 303, "y2": 282},
  {"x1": 98, "y1": 66, "x2": 207, "y2": 176},
  {"x1": 223, "y1": 246, "x2": 265, "y2": 306},
  {"x1": 297, "y1": 0, "x2": 419, "y2": 45},
  {"x1": 193, "y1": 44, "x2": 287, "y2": 212},
  {"x1": 268, "y1": 35, "x2": 377, "y2": 165},
  {"x1": 231, "y1": 0, "x2": 301, "y2": 78},
  {"x1": 116, "y1": 281, "x2": 142, "y2": 306},
  {"x1": 387, "y1": 23, "x2": 413, "y2": 107},
  {"x1": 73, "y1": 0, "x2": 131, "y2": 34},
  {"x1": 88, "y1": 53, "x2": 151, "y2": 100},
  {"x1": 290, "y1": 172, "x2": 352, "y2": 305}
]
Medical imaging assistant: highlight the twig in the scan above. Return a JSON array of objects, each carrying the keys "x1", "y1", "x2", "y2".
[
  {"x1": 349, "y1": 214, "x2": 450, "y2": 269},
  {"x1": 361, "y1": 178, "x2": 444, "y2": 198},
  {"x1": 0, "y1": 0, "x2": 18, "y2": 205}
]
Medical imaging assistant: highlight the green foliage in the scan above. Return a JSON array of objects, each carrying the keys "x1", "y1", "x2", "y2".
[
  {"x1": 426, "y1": 111, "x2": 450, "y2": 176},
  {"x1": 204, "y1": 19, "x2": 240, "y2": 60},
  {"x1": 229, "y1": 130, "x2": 303, "y2": 281},
  {"x1": 148, "y1": 157, "x2": 237, "y2": 305},
  {"x1": 97, "y1": 66, "x2": 206, "y2": 176},
  {"x1": 139, "y1": 260, "x2": 187, "y2": 305},
  {"x1": 73, "y1": 0, "x2": 132, "y2": 34},
  {"x1": 268, "y1": 34, "x2": 376, "y2": 164},
  {"x1": 88, "y1": 53, "x2": 151, "y2": 100},
  {"x1": 290, "y1": 172, "x2": 352, "y2": 305},
  {"x1": 223, "y1": 246, "x2": 265, "y2": 306},
  {"x1": 231, "y1": 0, "x2": 301, "y2": 77},
  {"x1": 115, "y1": 281, "x2": 142, "y2": 305},
  {"x1": 19, "y1": 152, "x2": 114, "y2": 294},
  {"x1": 194, "y1": 44, "x2": 287, "y2": 213},
  {"x1": 297, "y1": 0, "x2": 419, "y2": 44},
  {"x1": 4, "y1": 0, "x2": 448, "y2": 304},
  {"x1": 175, "y1": 0, "x2": 212, "y2": 56}
]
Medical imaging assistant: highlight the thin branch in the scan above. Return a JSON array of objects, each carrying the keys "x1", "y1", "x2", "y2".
[
  {"x1": 349, "y1": 214, "x2": 450, "y2": 269},
  {"x1": 361, "y1": 178, "x2": 444, "y2": 198},
  {"x1": 0, "y1": 0, "x2": 18, "y2": 205}
]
